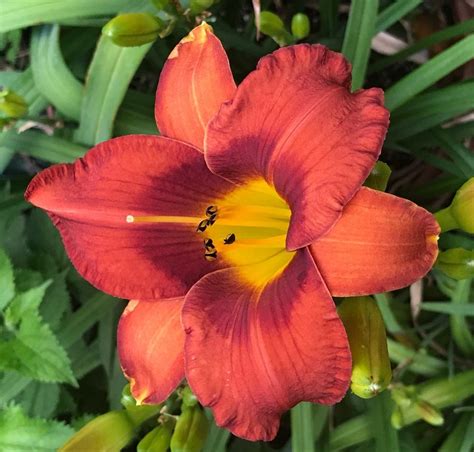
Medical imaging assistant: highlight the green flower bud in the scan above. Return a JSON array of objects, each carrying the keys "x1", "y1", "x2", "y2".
[
  {"x1": 436, "y1": 248, "x2": 474, "y2": 280},
  {"x1": 364, "y1": 161, "x2": 391, "y2": 192},
  {"x1": 170, "y1": 405, "x2": 209, "y2": 452},
  {"x1": 59, "y1": 411, "x2": 135, "y2": 452},
  {"x1": 0, "y1": 88, "x2": 28, "y2": 119},
  {"x1": 102, "y1": 13, "x2": 163, "y2": 47},
  {"x1": 338, "y1": 297, "x2": 392, "y2": 399},
  {"x1": 451, "y1": 178, "x2": 474, "y2": 233},
  {"x1": 190, "y1": 0, "x2": 214, "y2": 15},
  {"x1": 259, "y1": 11, "x2": 295, "y2": 47},
  {"x1": 291, "y1": 13, "x2": 311, "y2": 40},
  {"x1": 414, "y1": 399, "x2": 444, "y2": 426},
  {"x1": 137, "y1": 421, "x2": 174, "y2": 452},
  {"x1": 181, "y1": 386, "x2": 198, "y2": 407}
]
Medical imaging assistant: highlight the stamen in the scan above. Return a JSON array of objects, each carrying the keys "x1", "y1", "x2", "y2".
[
  {"x1": 223, "y1": 233, "x2": 236, "y2": 245},
  {"x1": 197, "y1": 219, "x2": 208, "y2": 232},
  {"x1": 207, "y1": 214, "x2": 217, "y2": 225},
  {"x1": 204, "y1": 238, "x2": 215, "y2": 251},
  {"x1": 206, "y1": 205, "x2": 218, "y2": 217},
  {"x1": 204, "y1": 250, "x2": 218, "y2": 261}
]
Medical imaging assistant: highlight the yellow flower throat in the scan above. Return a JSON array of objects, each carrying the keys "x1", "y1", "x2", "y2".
[{"x1": 127, "y1": 179, "x2": 294, "y2": 287}]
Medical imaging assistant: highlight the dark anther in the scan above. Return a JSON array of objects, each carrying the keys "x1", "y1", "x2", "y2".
[
  {"x1": 207, "y1": 214, "x2": 217, "y2": 226},
  {"x1": 204, "y1": 250, "x2": 218, "y2": 261},
  {"x1": 196, "y1": 219, "x2": 208, "y2": 232},
  {"x1": 206, "y1": 205, "x2": 218, "y2": 217},
  {"x1": 223, "y1": 233, "x2": 236, "y2": 245},
  {"x1": 204, "y1": 238, "x2": 215, "y2": 251}
]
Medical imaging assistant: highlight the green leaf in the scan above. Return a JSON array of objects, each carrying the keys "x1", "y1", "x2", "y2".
[
  {"x1": 0, "y1": 313, "x2": 76, "y2": 385},
  {"x1": 370, "y1": 18, "x2": 474, "y2": 74},
  {"x1": 389, "y1": 81, "x2": 474, "y2": 141},
  {"x1": 450, "y1": 279, "x2": 474, "y2": 356},
  {"x1": 375, "y1": 0, "x2": 421, "y2": 34},
  {"x1": 385, "y1": 34, "x2": 474, "y2": 111},
  {"x1": 20, "y1": 382, "x2": 60, "y2": 418},
  {"x1": 27, "y1": 209, "x2": 69, "y2": 269},
  {"x1": 4, "y1": 280, "x2": 52, "y2": 327},
  {"x1": 319, "y1": 0, "x2": 340, "y2": 37},
  {"x1": 0, "y1": 372, "x2": 31, "y2": 407},
  {"x1": 0, "y1": 405, "x2": 74, "y2": 452},
  {"x1": 40, "y1": 273, "x2": 70, "y2": 330},
  {"x1": 0, "y1": 0, "x2": 153, "y2": 33},
  {"x1": 1, "y1": 130, "x2": 86, "y2": 163},
  {"x1": 291, "y1": 402, "x2": 316, "y2": 452},
  {"x1": 0, "y1": 247, "x2": 15, "y2": 310},
  {"x1": 341, "y1": 0, "x2": 379, "y2": 90},
  {"x1": 202, "y1": 410, "x2": 230, "y2": 452},
  {"x1": 366, "y1": 392, "x2": 400, "y2": 452},
  {"x1": 422, "y1": 302, "x2": 474, "y2": 317},
  {"x1": 363, "y1": 161, "x2": 391, "y2": 191},
  {"x1": 439, "y1": 413, "x2": 474, "y2": 452},
  {"x1": 74, "y1": 35, "x2": 152, "y2": 146},
  {"x1": 30, "y1": 25, "x2": 83, "y2": 120}
]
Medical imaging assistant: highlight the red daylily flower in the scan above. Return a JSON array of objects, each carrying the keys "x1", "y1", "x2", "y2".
[{"x1": 25, "y1": 24, "x2": 439, "y2": 441}]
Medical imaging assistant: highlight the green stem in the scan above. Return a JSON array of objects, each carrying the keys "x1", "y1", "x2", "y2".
[{"x1": 291, "y1": 402, "x2": 316, "y2": 452}]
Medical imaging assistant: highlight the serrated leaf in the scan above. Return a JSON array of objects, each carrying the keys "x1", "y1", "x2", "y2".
[
  {"x1": 0, "y1": 405, "x2": 74, "y2": 452},
  {"x1": 13, "y1": 268, "x2": 44, "y2": 292},
  {"x1": 0, "y1": 247, "x2": 15, "y2": 310},
  {"x1": 4, "y1": 280, "x2": 52, "y2": 326},
  {"x1": 0, "y1": 313, "x2": 77, "y2": 385}
]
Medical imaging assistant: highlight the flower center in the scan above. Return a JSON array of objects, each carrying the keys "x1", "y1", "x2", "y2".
[{"x1": 126, "y1": 179, "x2": 294, "y2": 287}]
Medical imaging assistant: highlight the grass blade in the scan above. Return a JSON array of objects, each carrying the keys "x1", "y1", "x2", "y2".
[
  {"x1": 30, "y1": 25, "x2": 83, "y2": 120},
  {"x1": 342, "y1": 0, "x2": 379, "y2": 90},
  {"x1": 385, "y1": 34, "x2": 474, "y2": 110},
  {"x1": 0, "y1": 0, "x2": 151, "y2": 33},
  {"x1": 291, "y1": 402, "x2": 316, "y2": 452},
  {"x1": 375, "y1": 0, "x2": 422, "y2": 34},
  {"x1": 422, "y1": 302, "x2": 474, "y2": 317},
  {"x1": 75, "y1": 36, "x2": 152, "y2": 146},
  {"x1": 450, "y1": 279, "x2": 474, "y2": 356}
]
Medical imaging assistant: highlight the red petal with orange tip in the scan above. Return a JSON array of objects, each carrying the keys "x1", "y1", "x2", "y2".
[
  {"x1": 155, "y1": 23, "x2": 236, "y2": 149},
  {"x1": 25, "y1": 135, "x2": 232, "y2": 300},
  {"x1": 182, "y1": 249, "x2": 351, "y2": 441},
  {"x1": 205, "y1": 44, "x2": 389, "y2": 250},
  {"x1": 118, "y1": 298, "x2": 185, "y2": 404},
  {"x1": 311, "y1": 187, "x2": 440, "y2": 297}
]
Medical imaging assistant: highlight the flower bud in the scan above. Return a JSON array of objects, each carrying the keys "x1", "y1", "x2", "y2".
[
  {"x1": 259, "y1": 11, "x2": 295, "y2": 47},
  {"x1": 364, "y1": 161, "x2": 391, "y2": 192},
  {"x1": 291, "y1": 13, "x2": 310, "y2": 40},
  {"x1": 436, "y1": 248, "x2": 474, "y2": 280},
  {"x1": 0, "y1": 88, "x2": 28, "y2": 119},
  {"x1": 450, "y1": 178, "x2": 474, "y2": 233},
  {"x1": 414, "y1": 399, "x2": 444, "y2": 426},
  {"x1": 59, "y1": 411, "x2": 135, "y2": 451},
  {"x1": 190, "y1": 0, "x2": 214, "y2": 15},
  {"x1": 137, "y1": 421, "x2": 174, "y2": 452},
  {"x1": 102, "y1": 13, "x2": 164, "y2": 47},
  {"x1": 338, "y1": 297, "x2": 392, "y2": 399},
  {"x1": 170, "y1": 405, "x2": 209, "y2": 452},
  {"x1": 181, "y1": 385, "x2": 198, "y2": 407}
]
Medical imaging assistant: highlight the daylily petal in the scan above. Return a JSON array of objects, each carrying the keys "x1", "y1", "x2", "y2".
[
  {"x1": 155, "y1": 23, "x2": 236, "y2": 149},
  {"x1": 25, "y1": 135, "x2": 232, "y2": 300},
  {"x1": 311, "y1": 187, "x2": 440, "y2": 297},
  {"x1": 118, "y1": 298, "x2": 185, "y2": 404},
  {"x1": 182, "y1": 249, "x2": 351, "y2": 441},
  {"x1": 205, "y1": 44, "x2": 389, "y2": 250}
]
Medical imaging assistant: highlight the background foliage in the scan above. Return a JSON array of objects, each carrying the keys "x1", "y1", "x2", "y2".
[{"x1": 0, "y1": 0, "x2": 473, "y2": 451}]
